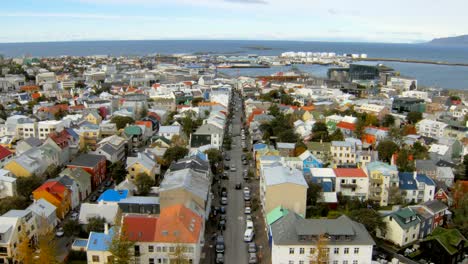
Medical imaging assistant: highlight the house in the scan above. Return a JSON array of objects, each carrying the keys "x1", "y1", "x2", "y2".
[
  {"x1": 83, "y1": 111, "x2": 103, "y2": 125},
  {"x1": 331, "y1": 141, "x2": 357, "y2": 165},
  {"x1": 266, "y1": 206, "x2": 290, "y2": 241},
  {"x1": 45, "y1": 130, "x2": 71, "y2": 165},
  {"x1": 67, "y1": 154, "x2": 106, "y2": 190},
  {"x1": 159, "y1": 168, "x2": 211, "y2": 219},
  {"x1": 270, "y1": 213, "x2": 375, "y2": 264},
  {"x1": 60, "y1": 167, "x2": 92, "y2": 202},
  {"x1": 191, "y1": 123, "x2": 224, "y2": 149},
  {"x1": 398, "y1": 172, "x2": 435, "y2": 204},
  {"x1": 0, "y1": 145, "x2": 13, "y2": 168},
  {"x1": 276, "y1": 142, "x2": 296, "y2": 157},
  {"x1": 334, "y1": 168, "x2": 369, "y2": 201},
  {"x1": 4, "y1": 146, "x2": 55, "y2": 177},
  {"x1": 85, "y1": 226, "x2": 114, "y2": 264},
  {"x1": 423, "y1": 200, "x2": 449, "y2": 230},
  {"x1": 158, "y1": 125, "x2": 181, "y2": 141},
  {"x1": 52, "y1": 175, "x2": 81, "y2": 209},
  {"x1": 15, "y1": 137, "x2": 42, "y2": 155},
  {"x1": 32, "y1": 181, "x2": 71, "y2": 219},
  {"x1": 93, "y1": 135, "x2": 127, "y2": 163},
  {"x1": 365, "y1": 162, "x2": 399, "y2": 206},
  {"x1": 124, "y1": 125, "x2": 144, "y2": 150},
  {"x1": 416, "y1": 119, "x2": 448, "y2": 139},
  {"x1": 415, "y1": 159, "x2": 438, "y2": 179},
  {"x1": 0, "y1": 210, "x2": 37, "y2": 264},
  {"x1": 309, "y1": 168, "x2": 336, "y2": 192},
  {"x1": 408, "y1": 205, "x2": 434, "y2": 239},
  {"x1": 377, "y1": 208, "x2": 420, "y2": 247},
  {"x1": 362, "y1": 126, "x2": 388, "y2": 145},
  {"x1": 421, "y1": 227, "x2": 467, "y2": 264},
  {"x1": 306, "y1": 142, "x2": 331, "y2": 162},
  {"x1": 27, "y1": 198, "x2": 58, "y2": 228},
  {"x1": 122, "y1": 204, "x2": 204, "y2": 264},
  {"x1": 336, "y1": 121, "x2": 356, "y2": 137},
  {"x1": 298, "y1": 150, "x2": 323, "y2": 173},
  {"x1": 98, "y1": 189, "x2": 129, "y2": 204},
  {"x1": 0, "y1": 169, "x2": 17, "y2": 198},
  {"x1": 37, "y1": 120, "x2": 66, "y2": 140},
  {"x1": 355, "y1": 103, "x2": 390, "y2": 120},
  {"x1": 436, "y1": 166, "x2": 455, "y2": 187},
  {"x1": 260, "y1": 165, "x2": 308, "y2": 217},
  {"x1": 126, "y1": 152, "x2": 159, "y2": 182},
  {"x1": 150, "y1": 136, "x2": 172, "y2": 148},
  {"x1": 78, "y1": 123, "x2": 101, "y2": 151},
  {"x1": 79, "y1": 203, "x2": 120, "y2": 225},
  {"x1": 118, "y1": 196, "x2": 160, "y2": 215}
]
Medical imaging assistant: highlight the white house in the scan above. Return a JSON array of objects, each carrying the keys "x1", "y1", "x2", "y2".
[
  {"x1": 27, "y1": 198, "x2": 58, "y2": 228},
  {"x1": 37, "y1": 120, "x2": 65, "y2": 140},
  {"x1": 79, "y1": 203, "x2": 120, "y2": 225},
  {"x1": 334, "y1": 168, "x2": 369, "y2": 201},
  {"x1": 192, "y1": 123, "x2": 224, "y2": 149},
  {"x1": 0, "y1": 169, "x2": 16, "y2": 198},
  {"x1": 86, "y1": 225, "x2": 114, "y2": 264},
  {"x1": 270, "y1": 213, "x2": 375, "y2": 264},
  {"x1": 331, "y1": 141, "x2": 357, "y2": 165},
  {"x1": 158, "y1": 125, "x2": 181, "y2": 141},
  {"x1": 377, "y1": 208, "x2": 420, "y2": 247},
  {"x1": 398, "y1": 172, "x2": 436, "y2": 204},
  {"x1": 416, "y1": 119, "x2": 448, "y2": 139}
]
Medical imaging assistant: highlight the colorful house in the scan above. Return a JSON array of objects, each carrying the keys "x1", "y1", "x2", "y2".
[
  {"x1": 126, "y1": 152, "x2": 159, "y2": 182},
  {"x1": 298, "y1": 150, "x2": 323, "y2": 173},
  {"x1": 362, "y1": 126, "x2": 389, "y2": 145},
  {"x1": 421, "y1": 227, "x2": 467, "y2": 264},
  {"x1": 67, "y1": 154, "x2": 106, "y2": 190},
  {"x1": 32, "y1": 181, "x2": 71, "y2": 219}
]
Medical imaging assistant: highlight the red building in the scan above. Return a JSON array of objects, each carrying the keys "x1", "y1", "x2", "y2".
[{"x1": 67, "y1": 154, "x2": 106, "y2": 190}]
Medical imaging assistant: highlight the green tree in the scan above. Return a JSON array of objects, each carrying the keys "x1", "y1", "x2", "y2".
[
  {"x1": 63, "y1": 219, "x2": 81, "y2": 237},
  {"x1": 311, "y1": 121, "x2": 329, "y2": 142},
  {"x1": 382, "y1": 114, "x2": 395, "y2": 127},
  {"x1": 0, "y1": 196, "x2": 30, "y2": 215},
  {"x1": 376, "y1": 140, "x2": 400, "y2": 163},
  {"x1": 396, "y1": 148, "x2": 415, "y2": 172},
  {"x1": 354, "y1": 118, "x2": 366, "y2": 139},
  {"x1": 204, "y1": 149, "x2": 223, "y2": 174},
  {"x1": 162, "y1": 146, "x2": 189, "y2": 166},
  {"x1": 349, "y1": 208, "x2": 387, "y2": 235},
  {"x1": 44, "y1": 164, "x2": 61, "y2": 179},
  {"x1": 108, "y1": 213, "x2": 135, "y2": 264},
  {"x1": 87, "y1": 216, "x2": 107, "y2": 234},
  {"x1": 180, "y1": 110, "x2": 197, "y2": 138},
  {"x1": 406, "y1": 111, "x2": 423, "y2": 124},
  {"x1": 191, "y1": 97, "x2": 203, "y2": 107},
  {"x1": 109, "y1": 161, "x2": 127, "y2": 184},
  {"x1": 329, "y1": 129, "x2": 344, "y2": 141},
  {"x1": 16, "y1": 175, "x2": 43, "y2": 197},
  {"x1": 135, "y1": 173, "x2": 155, "y2": 196},
  {"x1": 277, "y1": 129, "x2": 299, "y2": 143},
  {"x1": 388, "y1": 126, "x2": 403, "y2": 143},
  {"x1": 111, "y1": 116, "x2": 135, "y2": 130},
  {"x1": 294, "y1": 142, "x2": 308, "y2": 157},
  {"x1": 306, "y1": 182, "x2": 323, "y2": 207},
  {"x1": 268, "y1": 104, "x2": 280, "y2": 117},
  {"x1": 412, "y1": 142, "x2": 429, "y2": 160}
]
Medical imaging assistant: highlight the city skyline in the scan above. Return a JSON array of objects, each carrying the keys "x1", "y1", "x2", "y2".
[{"x1": 1, "y1": 0, "x2": 468, "y2": 43}]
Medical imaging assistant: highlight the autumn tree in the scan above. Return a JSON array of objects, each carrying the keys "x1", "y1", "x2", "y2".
[
  {"x1": 111, "y1": 116, "x2": 135, "y2": 130},
  {"x1": 16, "y1": 223, "x2": 33, "y2": 264},
  {"x1": 294, "y1": 142, "x2": 308, "y2": 157},
  {"x1": 169, "y1": 243, "x2": 190, "y2": 264},
  {"x1": 171, "y1": 134, "x2": 187, "y2": 147},
  {"x1": 382, "y1": 114, "x2": 395, "y2": 127},
  {"x1": 376, "y1": 140, "x2": 399, "y2": 163},
  {"x1": 108, "y1": 213, "x2": 135, "y2": 264},
  {"x1": 349, "y1": 209, "x2": 387, "y2": 235},
  {"x1": 135, "y1": 173, "x2": 155, "y2": 196},
  {"x1": 36, "y1": 217, "x2": 58, "y2": 263},
  {"x1": 396, "y1": 147, "x2": 415, "y2": 172},
  {"x1": 309, "y1": 234, "x2": 329, "y2": 264}
]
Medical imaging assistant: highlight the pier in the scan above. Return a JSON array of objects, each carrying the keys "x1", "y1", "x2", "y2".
[{"x1": 354, "y1": 57, "x2": 468, "y2": 67}]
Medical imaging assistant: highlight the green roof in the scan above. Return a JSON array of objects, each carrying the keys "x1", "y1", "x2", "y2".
[
  {"x1": 124, "y1": 125, "x2": 142, "y2": 135},
  {"x1": 266, "y1": 206, "x2": 289, "y2": 226},
  {"x1": 306, "y1": 142, "x2": 331, "y2": 152},
  {"x1": 424, "y1": 227, "x2": 467, "y2": 255}
]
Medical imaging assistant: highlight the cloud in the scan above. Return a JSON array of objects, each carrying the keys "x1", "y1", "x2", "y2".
[{"x1": 224, "y1": 0, "x2": 268, "y2": 4}]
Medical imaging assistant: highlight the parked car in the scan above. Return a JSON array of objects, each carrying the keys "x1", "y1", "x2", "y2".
[
  {"x1": 245, "y1": 215, "x2": 252, "y2": 221},
  {"x1": 235, "y1": 183, "x2": 242, "y2": 189},
  {"x1": 220, "y1": 206, "x2": 226, "y2": 215},
  {"x1": 221, "y1": 197, "x2": 228, "y2": 205},
  {"x1": 244, "y1": 194, "x2": 251, "y2": 201},
  {"x1": 218, "y1": 219, "x2": 226, "y2": 230},
  {"x1": 224, "y1": 155, "x2": 230, "y2": 161},
  {"x1": 55, "y1": 227, "x2": 64, "y2": 237},
  {"x1": 245, "y1": 200, "x2": 252, "y2": 207},
  {"x1": 244, "y1": 207, "x2": 251, "y2": 214},
  {"x1": 243, "y1": 160, "x2": 248, "y2": 165},
  {"x1": 241, "y1": 154, "x2": 246, "y2": 160},
  {"x1": 248, "y1": 253, "x2": 258, "y2": 263},
  {"x1": 243, "y1": 187, "x2": 250, "y2": 196},
  {"x1": 230, "y1": 166, "x2": 236, "y2": 172},
  {"x1": 244, "y1": 229, "x2": 254, "y2": 242},
  {"x1": 246, "y1": 220, "x2": 254, "y2": 230},
  {"x1": 70, "y1": 212, "x2": 79, "y2": 220},
  {"x1": 216, "y1": 253, "x2": 224, "y2": 263},
  {"x1": 222, "y1": 172, "x2": 229, "y2": 180},
  {"x1": 216, "y1": 235, "x2": 225, "y2": 253},
  {"x1": 248, "y1": 242, "x2": 257, "y2": 253}
]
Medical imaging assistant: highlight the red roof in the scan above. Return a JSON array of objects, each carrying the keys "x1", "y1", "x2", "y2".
[
  {"x1": 31, "y1": 92, "x2": 41, "y2": 100},
  {"x1": 123, "y1": 215, "x2": 158, "y2": 242},
  {"x1": 136, "y1": 121, "x2": 152, "y2": 129},
  {"x1": 20, "y1": 85, "x2": 40, "y2": 92},
  {"x1": 337, "y1": 121, "x2": 356, "y2": 131},
  {"x1": 0, "y1": 145, "x2": 13, "y2": 160},
  {"x1": 247, "y1": 109, "x2": 265, "y2": 125},
  {"x1": 48, "y1": 130, "x2": 70, "y2": 149},
  {"x1": 155, "y1": 204, "x2": 203, "y2": 244},
  {"x1": 148, "y1": 112, "x2": 161, "y2": 121},
  {"x1": 38, "y1": 104, "x2": 69, "y2": 114},
  {"x1": 34, "y1": 181, "x2": 68, "y2": 201},
  {"x1": 333, "y1": 168, "x2": 367, "y2": 178}
]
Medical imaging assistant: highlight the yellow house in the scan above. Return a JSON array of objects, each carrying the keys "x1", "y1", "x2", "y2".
[
  {"x1": 78, "y1": 126, "x2": 101, "y2": 151},
  {"x1": 84, "y1": 111, "x2": 103, "y2": 125},
  {"x1": 32, "y1": 181, "x2": 71, "y2": 219},
  {"x1": 126, "y1": 152, "x2": 159, "y2": 181},
  {"x1": 365, "y1": 161, "x2": 399, "y2": 206},
  {"x1": 301, "y1": 110, "x2": 313, "y2": 121}
]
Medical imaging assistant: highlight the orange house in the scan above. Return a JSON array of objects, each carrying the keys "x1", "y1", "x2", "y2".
[{"x1": 33, "y1": 181, "x2": 71, "y2": 219}]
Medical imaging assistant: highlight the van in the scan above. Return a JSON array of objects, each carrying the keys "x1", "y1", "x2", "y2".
[{"x1": 244, "y1": 229, "x2": 254, "y2": 242}]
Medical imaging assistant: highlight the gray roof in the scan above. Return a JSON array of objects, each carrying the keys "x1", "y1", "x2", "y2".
[
  {"x1": 415, "y1": 159, "x2": 437, "y2": 171},
  {"x1": 169, "y1": 155, "x2": 210, "y2": 176},
  {"x1": 99, "y1": 144, "x2": 118, "y2": 156},
  {"x1": 271, "y1": 213, "x2": 375, "y2": 246},
  {"x1": 263, "y1": 166, "x2": 308, "y2": 187},
  {"x1": 194, "y1": 123, "x2": 223, "y2": 135},
  {"x1": 23, "y1": 137, "x2": 43, "y2": 147},
  {"x1": 160, "y1": 168, "x2": 209, "y2": 201},
  {"x1": 69, "y1": 154, "x2": 105, "y2": 167},
  {"x1": 423, "y1": 200, "x2": 448, "y2": 213},
  {"x1": 118, "y1": 196, "x2": 159, "y2": 205}
]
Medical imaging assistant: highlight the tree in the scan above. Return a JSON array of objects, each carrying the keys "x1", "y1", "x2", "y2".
[
  {"x1": 309, "y1": 234, "x2": 329, "y2": 264},
  {"x1": 349, "y1": 209, "x2": 387, "y2": 235},
  {"x1": 382, "y1": 114, "x2": 395, "y2": 127},
  {"x1": 180, "y1": 111, "x2": 197, "y2": 138},
  {"x1": 407, "y1": 111, "x2": 423, "y2": 124},
  {"x1": 36, "y1": 217, "x2": 58, "y2": 263},
  {"x1": 87, "y1": 217, "x2": 107, "y2": 234},
  {"x1": 294, "y1": 142, "x2": 307, "y2": 157},
  {"x1": 16, "y1": 223, "x2": 34, "y2": 264},
  {"x1": 169, "y1": 243, "x2": 190, "y2": 264},
  {"x1": 412, "y1": 142, "x2": 429, "y2": 160},
  {"x1": 111, "y1": 116, "x2": 135, "y2": 130},
  {"x1": 63, "y1": 219, "x2": 81, "y2": 237},
  {"x1": 329, "y1": 129, "x2": 344, "y2": 141},
  {"x1": 162, "y1": 146, "x2": 189, "y2": 166},
  {"x1": 306, "y1": 182, "x2": 323, "y2": 207},
  {"x1": 135, "y1": 173, "x2": 155, "y2": 196},
  {"x1": 108, "y1": 213, "x2": 135, "y2": 264},
  {"x1": 204, "y1": 149, "x2": 223, "y2": 174},
  {"x1": 277, "y1": 129, "x2": 299, "y2": 143},
  {"x1": 376, "y1": 140, "x2": 399, "y2": 163},
  {"x1": 388, "y1": 186, "x2": 404, "y2": 205},
  {"x1": 16, "y1": 175, "x2": 44, "y2": 198},
  {"x1": 191, "y1": 97, "x2": 203, "y2": 107},
  {"x1": 388, "y1": 126, "x2": 403, "y2": 143},
  {"x1": 268, "y1": 104, "x2": 280, "y2": 117},
  {"x1": 44, "y1": 164, "x2": 61, "y2": 179},
  {"x1": 109, "y1": 161, "x2": 127, "y2": 184},
  {"x1": 354, "y1": 118, "x2": 366, "y2": 139},
  {"x1": 452, "y1": 190, "x2": 468, "y2": 237},
  {"x1": 311, "y1": 121, "x2": 329, "y2": 142},
  {"x1": 54, "y1": 109, "x2": 67, "y2": 120},
  {"x1": 0, "y1": 196, "x2": 30, "y2": 215},
  {"x1": 396, "y1": 147, "x2": 415, "y2": 172},
  {"x1": 171, "y1": 134, "x2": 187, "y2": 147}
]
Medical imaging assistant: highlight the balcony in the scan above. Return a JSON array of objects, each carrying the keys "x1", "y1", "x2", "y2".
[
  {"x1": 371, "y1": 178, "x2": 383, "y2": 184},
  {"x1": 340, "y1": 182, "x2": 357, "y2": 188},
  {"x1": 370, "y1": 186, "x2": 382, "y2": 193}
]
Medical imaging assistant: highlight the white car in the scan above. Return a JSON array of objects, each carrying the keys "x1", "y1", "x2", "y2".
[
  {"x1": 55, "y1": 228, "x2": 64, "y2": 237},
  {"x1": 243, "y1": 187, "x2": 250, "y2": 196},
  {"x1": 244, "y1": 207, "x2": 251, "y2": 214},
  {"x1": 246, "y1": 220, "x2": 254, "y2": 230}
]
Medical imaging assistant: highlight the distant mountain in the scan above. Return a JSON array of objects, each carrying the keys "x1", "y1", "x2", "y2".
[{"x1": 428, "y1": 35, "x2": 468, "y2": 46}]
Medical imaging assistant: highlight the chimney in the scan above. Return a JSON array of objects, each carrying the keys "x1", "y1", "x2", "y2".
[
  {"x1": 104, "y1": 223, "x2": 109, "y2": 235},
  {"x1": 413, "y1": 171, "x2": 417, "y2": 180}
]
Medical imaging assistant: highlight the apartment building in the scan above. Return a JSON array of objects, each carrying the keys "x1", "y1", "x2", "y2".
[{"x1": 416, "y1": 119, "x2": 448, "y2": 139}]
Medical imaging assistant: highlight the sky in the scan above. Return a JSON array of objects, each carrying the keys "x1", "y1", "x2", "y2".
[{"x1": 1, "y1": 0, "x2": 467, "y2": 43}]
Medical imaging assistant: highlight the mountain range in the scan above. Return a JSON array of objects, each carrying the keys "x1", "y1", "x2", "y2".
[{"x1": 428, "y1": 35, "x2": 468, "y2": 46}]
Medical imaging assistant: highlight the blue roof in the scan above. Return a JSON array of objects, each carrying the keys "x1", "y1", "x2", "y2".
[
  {"x1": 87, "y1": 228, "x2": 114, "y2": 251},
  {"x1": 398, "y1": 172, "x2": 435, "y2": 190},
  {"x1": 72, "y1": 239, "x2": 88, "y2": 247},
  {"x1": 253, "y1": 143, "x2": 267, "y2": 150},
  {"x1": 65, "y1": 128, "x2": 79, "y2": 139},
  {"x1": 98, "y1": 189, "x2": 129, "y2": 202},
  {"x1": 322, "y1": 181, "x2": 334, "y2": 192}
]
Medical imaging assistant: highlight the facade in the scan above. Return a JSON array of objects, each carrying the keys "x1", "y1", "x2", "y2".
[
  {"x1": 86, "y1": 227, "x2": 114, "y2": 264},
  {"x1": 270, "y1": 213, "x2": 375, "y2": 264},
  {"x1": 60, "y1": 167, "x2": 92, "y2": 201},
  {"x1": 260, "y1": 165, "x2": 308, "y2": 217},
  {"x1": 416, "y1": 119, "x2": 448, "y2": 139},
  {"x1": 0, "y1": 169, "x2": 17, "y2": 198},
  {"x1": 158, "y1": 125, "x2": 181, "y2": 141},
  {"x1": 331, "y1": 141, "x2": 357, "y2": 165},
  {"x1": 392, "y1": 97, "x2": 426, "y2": 113},
  {"x1": 32, "y1": 181, "x2": 72, "y2": 219},
  {"x1": 377, "y1": 208, "x2": 420, "y2": 247},
  {"x1": 126, "y1": 152, "x2": 159, "y2": 182},
  {"x1": 0, "y1": 210, "x2": 37, "y2": 264},
  {"x1": 67, "y1": 154, "x2": 107, "y2": 190},
  {"x1": 334, "y1": 168, "x2": 369, "y2": 201},
  {"x1": 298, "y1": 150, "x2": 323, "y2": 173},
  {"x1": 37, "y1": 120, "x2": 65, "y2": 140},
  {"x1": 191, "y1": 123, "x2": 224, "y2": 149},
  {"x1": 365, "y1": 162, "x2": 399, "y2": 206},
  {"x1": 0, "y1": 145, "x2": 13, "y2": 168},
  {"x1": 94, "y1": 135, "x2": 127, "y2": 163},
  {"x1": 354, "y1": 103, "x2": 390, "y2": 120},
  {"x1": 423, "y1": 200, "x2": 449, "y2": 230},
  {"x1": 398, "y1": 172, "x2": 435, "y2": 204}
]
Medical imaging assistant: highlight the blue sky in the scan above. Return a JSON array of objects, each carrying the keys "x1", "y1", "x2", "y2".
[{"x1": 1, "y1": 0, "x2": 467, "y2": 43}]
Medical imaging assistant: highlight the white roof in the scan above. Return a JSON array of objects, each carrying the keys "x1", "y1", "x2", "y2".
[
  {"x1": 310, "y1": 168, "x2": 336, "y2": 178},
  {"x1": 158, "y1": 125, "x2": 181, "y2": 134},
  {"x1": 263, "y1": 165, "x2": 308, "y2": 187},
  {"x1": 79, "y1": 203, "x2": 119, "y2": 224},
  {"x1": 429, "y1": 144, "x2": 449, "y2": 156},
  {"x1": 319, "y1": 192, "x2": 338, "y2": 203},
  {"x1": 27, "y1": 198, "x2": 56, "y2": 217}
]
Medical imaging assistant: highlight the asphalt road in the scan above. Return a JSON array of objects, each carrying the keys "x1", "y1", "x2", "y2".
[{"x1": 224, "y1": 93, "x2": 249, "y2": 264}]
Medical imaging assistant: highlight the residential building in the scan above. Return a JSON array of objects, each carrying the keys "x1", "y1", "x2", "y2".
[
  {"x1": 158, "y1": 125, "x2": 181, "y2": 141},
  {"x1": 124, "y1": 125, "x2": 144, "y2": 150},
  {"x1": 60, "y1": 167, "x2": 92, "y2": 201},
  {"x1": 0, "y1": 169, "x2": 16, "y2": 198},
  {"x1": 392, "y1": 97, "x2": 426, "y2": 113},
  {"x1": 0, "y1": 210, "x2": 37, "y2": 264},
  {"x1": 260, "y1": 165, "x2": 308, "y2": 217},
  {"x1": 79, "y1": 203, "x2": 120, "y2": 225},
  {"x1": 270, "y1": 213, "x2": 374, "y2": 264},
  {"x1": 27, "y1": 198, "x2": 58, "y2": 228},
  {"x1": 126, "y1": 152, "x2": 159, "y2": 182},
  {"x1": 365, "y1": 162, "x2": 399, "y2": 206},
  {"x1": 398, "y1": 172, "x2": 435, "y2": 204},
  {"x1": 331, "y1": 141, "x2": 357, "y2": 165},
  {"x1": 78, "y1": 124, "x2": 101, "y2": 151},
  {"x1": 334, "y1": 168, "x2": 369, "y2": 201},
  {"x1": 32, "y1": 181, "x2": 71, "y2": 219},
  {"x1": 416, "y1": 119, "x2": 448, "y2": 139},
  {"x1": 45, "y1": 130, "x2": 71, "y2": 165},
  {"x1": 83, "y1": 111, "x2": 103, "y2": 125},
  {"x1": 0, "y1": 145, "x2": 13, "y2": 168},
  {"x1": 67, "y1": 154, "x2": 106, "y2": 190},
  {"x1": 408, "y1": 205, "x2": 434, "y2": 239},
  {"x1": 377, "y1": 208, "x2": 420, "y2": 247},
  {"x1": 37, "y1": 120, "x2": 65, "y2": 140},
  {"x1": 423, "y1": 200, "x2": 449, "y2": 230},
  {"x1": 355, "y1": 103, "x2": 390, "y2": 120},
  {"x1": 15, "y1": 137, "x2": 42, "y2": 155},
  {"x1": 191, "y1": 123, "x2": 224, "y2": 149},
  {"x1": 118, "y1": 196, "x2": 160, "y2": 215},
  {"x1": 306, "y1": 142, "x2": 331, "y2": 162},
  {"x1": 94, "y1": 135, "x2": 127, "y2": 163},
  {"x1": 85, "y1": 226, "x2": 114, "y2": 264},
  {"x1": 309, "y1": 168, "x2": 336, "y2": 192},
  {"x1": 298, "y1": 150, "x2": 323, "y2": 173},
  {"x1": 421, "y1": 227, "x2": 467, "y2": 264}
]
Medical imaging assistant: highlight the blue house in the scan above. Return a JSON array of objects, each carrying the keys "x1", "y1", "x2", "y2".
[
  {"x1": 398, "y1": 172, "x2": 436, "y2": 204},
  {"x1": 299, "y1": 150, "x2": 323, "y2": 173},
  {"x1": 98, "y1": 189, "x2": 129, "y2": 203},
  {"x1": 409, "y1": 205, "x2": 435, "y2": 239},
  {"x1": 309, "y1": 168, "x2": 336, "y2": 192},
  {"x1": 85, "y1": 227, "x2": 114, "y2": 259}
]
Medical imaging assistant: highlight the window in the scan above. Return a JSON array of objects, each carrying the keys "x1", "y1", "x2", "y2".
[
  {"x1": 288, "y1": 261, "x2": 294, "y2": 264},
  {"x1": 310, "y1": 248, "x2": 316, "y2": 254},
  {"x1": 354, "y1": 248, "x2": 359, "y2": 254},
  {"x1": 353, "y1": 261, "x2": 358, "y2": 264},
  {"x1": 92, "y1": 256, "x2": 99, "y2": 262},
  {"x1": 156, "y1": 246, "x2": 162, "y2": 252},
  {"x1": 333, "y1": 261, "x2": 339, "y2": 264},
  {"x1": 299, "y1": 261, "x2": 304, "y2": 264},
  {"x1": 344, "y1": 248, "x2": 349, "y2": 254},
  {"x1": 149, "y1": 259, "x2": 155, "y2": 264},
  {"x1": 343, "y1": 261, "x2": 348, "y2": 264},
  {"x1": 334, "y1": 248, "x2": 339, "y2": 254},
  {"x1": 149, "y1": 245, "x2": 154, "y2": 252},
  {"x1": 299, "y1": 248, "x2": 305, "y2": 254},
  {"x1": 169, "y1": 247, "x2": 175, "y2": 253},
  {"x1": 162, "y1": 247, "x2": 167, "y2": 252},
  {"x1": 289, "y1": 248, "x2": 295, "y2": 254}
]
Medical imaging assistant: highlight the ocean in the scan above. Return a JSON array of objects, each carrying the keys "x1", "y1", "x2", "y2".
[{"x1": 0, "y1": 40, "x2": 467, "y2": 89}]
